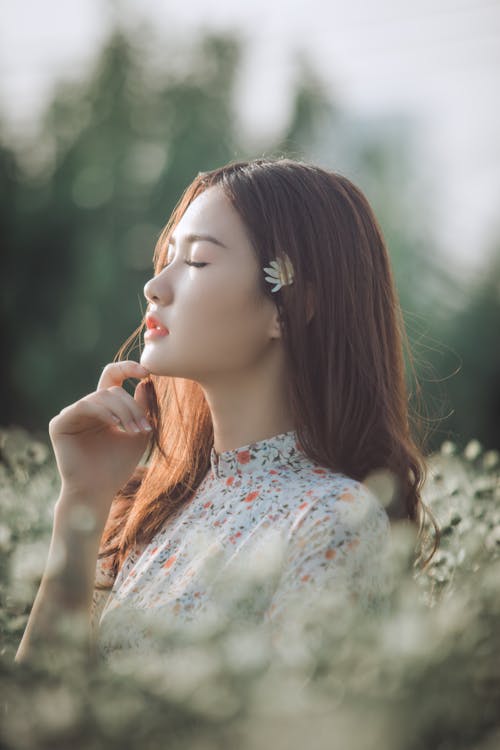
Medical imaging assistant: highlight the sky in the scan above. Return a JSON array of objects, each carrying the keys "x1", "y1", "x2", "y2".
[{"x1": 1, "y1": 0, "x2": 499, "y2": 281}]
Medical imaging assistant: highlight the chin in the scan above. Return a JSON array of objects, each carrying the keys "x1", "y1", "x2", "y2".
[{"x1": 139, "y1": 355, "x2": 174, "y2": 378}]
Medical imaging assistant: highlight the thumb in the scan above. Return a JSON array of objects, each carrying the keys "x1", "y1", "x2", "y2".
[{"x1": 134, "y1": 378, "x2": 152, "y2": 413}]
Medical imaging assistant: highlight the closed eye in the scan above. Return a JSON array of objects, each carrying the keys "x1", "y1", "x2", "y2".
[{"x1": 161, "y1": 259, "x2": 208, "y2": 270}]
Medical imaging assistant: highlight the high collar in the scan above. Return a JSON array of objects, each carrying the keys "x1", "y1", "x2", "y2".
[{"x1": 209, "y1": 430, "x2": 309, "y2": 479}]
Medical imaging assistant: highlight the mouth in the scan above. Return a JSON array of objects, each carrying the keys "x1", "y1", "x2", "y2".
[
  {"x1": 144, "y1": 327, "x2": 169, "y2": 341},
  {"x1": 145, "y1": 315, "x2": 169, "y2": 334}
]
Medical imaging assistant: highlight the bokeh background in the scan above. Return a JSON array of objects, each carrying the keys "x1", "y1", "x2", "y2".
[{"x1": 1, "y1": 0, "x2": 499, "y2": 453}]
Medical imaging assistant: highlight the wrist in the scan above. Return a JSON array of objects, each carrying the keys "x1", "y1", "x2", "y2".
[{"x1": 54, "y1": 495, "x2": 108, "y2": 542}]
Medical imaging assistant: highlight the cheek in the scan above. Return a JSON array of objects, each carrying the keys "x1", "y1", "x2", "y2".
[
  {"x1": 185, "y1": 272, "x2": 259, "y2": 324},
  {"x1": 188, "y1": 283, "x2": 269, "y2": 358}
]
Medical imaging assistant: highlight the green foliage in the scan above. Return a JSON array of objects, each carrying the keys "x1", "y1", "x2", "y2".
[
  {"x1": 1, "y1": 28, "x2": 244, "y2": 432},
  {"x1": 434, "y1": 248, "x2": 500, "y2": 453},
  {"x1": 1, "y1": 426, "x2": 499, "y2": 750},
  {"x1": 1, "y1": 21, "x2": 498, "y2": 458}
]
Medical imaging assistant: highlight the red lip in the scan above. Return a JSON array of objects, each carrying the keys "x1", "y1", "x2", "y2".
[{"x1": 145, "y1": 314, "x2": 169, "y2": 333}]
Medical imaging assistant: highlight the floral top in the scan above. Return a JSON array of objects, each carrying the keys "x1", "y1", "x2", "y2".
[{"x1": 91, "y1": 430, "x2": 392, "y2": 661}]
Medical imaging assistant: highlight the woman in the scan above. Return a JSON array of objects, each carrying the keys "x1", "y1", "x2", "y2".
[{"x1": 15, "y1": 157, "x2": 439, "y2": 665}]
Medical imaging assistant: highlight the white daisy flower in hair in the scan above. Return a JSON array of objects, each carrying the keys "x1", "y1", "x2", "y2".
[{"x1": 263, "y1": 253, "x2": 295, "y2": 293}]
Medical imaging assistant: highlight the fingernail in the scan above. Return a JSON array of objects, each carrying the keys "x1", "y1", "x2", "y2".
[{"x1": 140, "y1": 418, "x2": 152, "y2": 431}]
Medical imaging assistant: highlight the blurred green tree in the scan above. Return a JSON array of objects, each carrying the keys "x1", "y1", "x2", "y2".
[
  {"x1": 0, "y1": 25, "x2": 498, "y2": 455},
  {"x1": 2, "y1": 29, "x2": 241, "y2": 431},
  {"x1": 433, "y1": 245, "x2": 500, "y2": 450}
]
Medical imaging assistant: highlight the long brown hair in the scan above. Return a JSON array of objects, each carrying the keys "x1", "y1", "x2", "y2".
[{"x1": 96, "y1": 157, "x2": 440, "y2": 590}]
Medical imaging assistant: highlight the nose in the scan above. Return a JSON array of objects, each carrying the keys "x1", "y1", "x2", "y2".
[
  {"x1": 143, "y1": 277, "x2": 156, "y2": 303},
  {"x1": 143, "y1": 271, "x2": 171, "y2": 305}
]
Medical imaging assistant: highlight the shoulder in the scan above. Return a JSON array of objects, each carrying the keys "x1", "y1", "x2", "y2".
[
  {"x1": 265, "y1": 477, "x2": 394, "y2": 631},
  {"x1": 290, "y1": 475, "x2": 392, "y2": 597},
  {"x1": 288, "y1": 473, "x2": 390, "y2": 543},
  {"x1": 280, "y1": 473, "x2": 392, "y2": 591}
]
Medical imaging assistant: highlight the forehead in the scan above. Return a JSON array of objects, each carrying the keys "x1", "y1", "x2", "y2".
[{"x1": 172, "y1": 185, "x2": 249, "y2": 247}]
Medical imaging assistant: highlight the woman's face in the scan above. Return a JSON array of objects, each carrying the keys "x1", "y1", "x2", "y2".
[{"x1": 141, "y1": 185, "x2": 280, "y2": 384}]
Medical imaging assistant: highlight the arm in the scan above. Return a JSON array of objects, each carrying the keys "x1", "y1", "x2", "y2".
[
  {"x1": 264, "y1": 481, "x2": 392, "y2": 639},
  {"x1": 14, "y1": 490, "x2": 110, "y2": 666}
]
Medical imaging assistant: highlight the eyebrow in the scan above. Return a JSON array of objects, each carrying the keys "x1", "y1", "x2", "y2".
[{"x1": 168, "y1": 232, "x2": 228, "y2": 249}]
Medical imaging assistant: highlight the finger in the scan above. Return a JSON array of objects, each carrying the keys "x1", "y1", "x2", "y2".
[
  {"x1": 80, "y1": 393, "x2": 132, "y2": 431},
  {"x1": 52, "y1": 399, "x2": 126, "y2": 435},
  {"x1": 92, "y1": 391, "x2": 149, "y2": 434},
  {"x1": 133, "y1": 379, "x2": 150, "y2": 413},
  {"x1": 99, "y1": 387, "x2": 152, "y2": 433},
  {"x1": 97, "y1": 361, "x2": 150, "y2": 392}
]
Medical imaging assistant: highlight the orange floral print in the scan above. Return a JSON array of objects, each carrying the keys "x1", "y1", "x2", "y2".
[
  {"x1": 244, "y1": 490, "x2": 260, "y2": 503},
  {"x1": 91, "y1": 430, "x2": 391, "y2": 660},
  {"x1": 163, "y1": 554, "x2": 176, "y2": 570},
  {"x1": 339, "y1": 491, "x2": 355, "y2": 502},
  {"x1": 237, "y1": 450, "x2": 251, "y2": 464}
]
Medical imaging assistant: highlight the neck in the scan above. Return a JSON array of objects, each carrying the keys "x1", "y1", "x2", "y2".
[{"x1": 199, "y1": 367, "x2": 295, "y2": 455}]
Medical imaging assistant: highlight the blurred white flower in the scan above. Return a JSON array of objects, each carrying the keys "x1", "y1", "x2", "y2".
[
  {"x1": 483, "y1": 450, "x2": 499, "y2": 470},
  {"x1": 464, "y1": 439, "x2": 482, "y2": 461},
  {"x1": 0, "y1": 522, "x2": 12, "y2": 552},
  {"x1": 441, "y1": 440, "x2": 457, "y2": 456}
]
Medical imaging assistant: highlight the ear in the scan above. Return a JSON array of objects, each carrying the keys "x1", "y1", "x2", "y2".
[
  {"x1": 269, "y1": 305, "x2": 283, "y2": 339},
  {"x1": 269, "y1": 282, "x2": 316, "y2": 339}
]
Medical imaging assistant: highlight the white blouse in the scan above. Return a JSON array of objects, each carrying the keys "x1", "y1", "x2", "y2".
[{"x1": 91, "y1": 430, "x2": 392, "y2": 661}]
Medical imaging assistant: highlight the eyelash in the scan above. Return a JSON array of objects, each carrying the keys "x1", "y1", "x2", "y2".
[{"x1": 162, "y1": 260, "x2": 207, "y2": 269}]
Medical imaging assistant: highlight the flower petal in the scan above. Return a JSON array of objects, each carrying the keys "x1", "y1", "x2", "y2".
[{"x1": 263, "y1": 267, "x2": 279, "y2": 278}]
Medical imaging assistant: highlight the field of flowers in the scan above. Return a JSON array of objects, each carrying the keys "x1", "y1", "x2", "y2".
[{"x1": 1, "y1": 425, "x2": 499, "y2": 750}]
